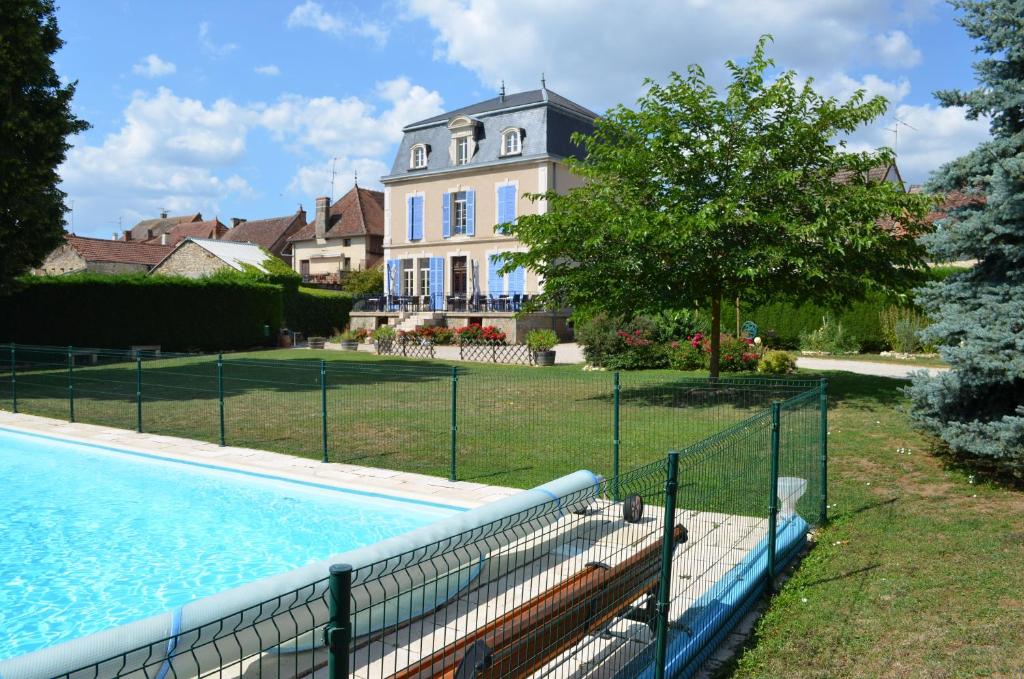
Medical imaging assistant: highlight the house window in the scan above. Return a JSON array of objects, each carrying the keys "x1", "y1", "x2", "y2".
[
  {"x1": 502, "y1": 129, "x2": 521, "y2": 155},
  {"x1": 402, "y1": 259, "x2": 414, "y2": 295},
  {"x1": 456, "y1": 136, "x2": 470, "y2": 165},
  {"x1": 418, "y1": 258, "x2": 431, "y2": 297},
  {"x1": 342, "y1": 238, "x2": 351, "y2": 247},
  {"x1": 453, "y1": 191, "x2": 468, "y2": 235},
  {"x1": 410, "y1": 144, "x2": 427, "y2": 169}
]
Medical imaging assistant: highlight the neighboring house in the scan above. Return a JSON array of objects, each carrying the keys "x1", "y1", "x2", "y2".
[
  {"x1": 123, "y1": 212, "x2": 202, "y2": 242},
  {"x1": 287, "y1": 185, "x2": 384, "y2": 283},
  {"x1": 222, "y1": 210, "x2": 307, "y2": 267},
  {"x1": 34, "y1": 235, "x2": 173, "y2": 275},
  {"x1": 145, "y1": 218, "x2": 227, "y2": 246},
  {"x1": 352, "y1": 86, "x2": 596, "y2": 340},
  {"x1": 149, "y1": 238, "x2": 275, "y2": 279}
]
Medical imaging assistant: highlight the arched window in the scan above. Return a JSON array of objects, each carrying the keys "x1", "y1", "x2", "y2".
[
  {"x1": 501, "y1": 128, "x2": 522, "y2": 156},
  {"x1": 410, "y1": 144, "x2": 427, "y2": 169}
]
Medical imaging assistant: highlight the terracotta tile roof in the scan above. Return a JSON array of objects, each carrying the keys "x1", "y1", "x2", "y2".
[
  {"x1": 287, "y1": 186, "x2": 384, "y2": 242},
  {"x1": 128, "y1": 212, "x2": 202, "y2": 240},
  {"x1": 66, "y1": 235, "x2": 173, "y2": 266},
  {"x1": 926, "y1": 190, "x2": 986, "y2": 224},
  {"x1": 221, "y1": 211, "x2": 306, "y2": 251},
  {"x1": 145, "y1": 219, "x2": 227, "y2": 246},
  {"x1": 833, "y1": 163, "x2": 901, "y2": 186}
]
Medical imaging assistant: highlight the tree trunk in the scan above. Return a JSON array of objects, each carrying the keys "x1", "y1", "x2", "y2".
[{"x1": 710, "y1": 294, "x2": 721, "y2": 378}]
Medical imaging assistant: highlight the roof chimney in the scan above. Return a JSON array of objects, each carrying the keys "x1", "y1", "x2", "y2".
[
  {"x1": 315, "y1": 196, "x2": 329, "y2": 240},
  {"x1": 123, "y1": 230, "x2": 132, "y2": 241},
  {"x1": 160, "y1": 233, "x2": 169, "y2": 246},
  {"x1": 160, "y1": 211, "x2": 168, "y2": 219},
  {"x1": 146, "y1": 229, "x2": 154, "y2": 240}
]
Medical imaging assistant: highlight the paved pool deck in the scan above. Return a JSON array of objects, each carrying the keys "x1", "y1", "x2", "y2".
[{"x1": 0, "y1": 410, "x2": 520, "y2": 509}]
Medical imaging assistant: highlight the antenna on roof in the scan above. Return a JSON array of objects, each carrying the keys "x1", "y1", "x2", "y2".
[
  {"x1": 499, "y1": 80, "x2": 506, "y2": 102},
  {"x1": 329, "y1": 157, "x2": 337, "y2": 200},
  {"x1": 354, "y1": 169, "x2": 358, "y2": 187},
  {"x1": 884, "y1": 118, "x2": 917, "y2": 158},
  {"x1": 540, "y1": 73, "x2": 546, "y2": 90}
]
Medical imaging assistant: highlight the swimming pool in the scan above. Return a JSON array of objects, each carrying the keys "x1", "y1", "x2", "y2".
[{"x1": 0, "y1": 428, "x2": 458, "y2": 660}]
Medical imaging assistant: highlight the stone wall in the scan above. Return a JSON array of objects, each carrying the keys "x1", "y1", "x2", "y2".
[
  {"x1": 33, "y1": 244, "x2": 86, "y2": 275},
  {"x1": 150, "y1": 241, "x2": 227, "y2": 278}
]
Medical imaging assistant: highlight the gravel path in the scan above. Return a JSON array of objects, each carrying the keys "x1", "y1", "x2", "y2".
[{"x1": 794, "y1": 356, "x2": 947, "y2": 378}]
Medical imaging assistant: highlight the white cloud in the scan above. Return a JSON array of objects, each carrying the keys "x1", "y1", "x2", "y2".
[
  {"x1": 254, "y1": 65, "x2": 281, "y2": 76},
  {"x1": 131, "y1": 54, "x2": 176, "y2": 78},
  {"x1": 872, "y1": 30, "x2": 922, "y2": 68},
  {"x1": 817, "y1": 72, "x2": 911, "y2": 104},
  {"x1": 199, "y1": 21, "x2": 238, "y2": 57},
  {"x1": 287, "y1": 1, "x2": 389, "y2": 46},
  {"x1": 61, "y1": 81, "x2": 444, "y2": 233}
]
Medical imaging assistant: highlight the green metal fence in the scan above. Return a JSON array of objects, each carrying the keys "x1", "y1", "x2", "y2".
[
  {"x1": 43, "y1": 380, "x2": 826, "y2": 679},
  {"x1": 1, "y1": 343, "x2": 826, "y2": 494}
]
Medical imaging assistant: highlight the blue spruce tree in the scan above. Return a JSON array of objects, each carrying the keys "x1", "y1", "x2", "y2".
[{"x1": 907, "y1": 0, "x2": 1024, "y2": 476}]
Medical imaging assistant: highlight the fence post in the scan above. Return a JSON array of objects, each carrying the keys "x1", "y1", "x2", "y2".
[
  {"x1": 325, "y1": 563, "x2": 352, "y2": 679},
  {"x1": 767, "y1": 401, "x2": 781, "y2": 587},
  {"x1": 612, "y1": 371, "x2": 621, "y2": 501},
  {"x1": 819, "y1": 378, "x2": 829, "y2": 525},
  {"x1": 135, "y1": 355, "x2": 143, "y2": 433},
  {"x1": 321, "y1": 360, "x2": 328, "y2": 463},
  {"x1": 449, "y1": 366, "x2": 458, "y2": 482},
  {"x1": 67, "y1": 346, "x2": 75, "y2": 423},
  {"x1": 653, "y1": 450, "x2": 680, "y2": 679},
  {"x1": 9, "y1": 344, "x2": 16, "y2": 413},
  {"x1": 217, "y1": 353, "x2": 225, "y2": 447}
]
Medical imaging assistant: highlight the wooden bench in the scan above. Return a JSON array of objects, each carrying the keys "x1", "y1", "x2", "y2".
[{"x1": 390, "y1": 524, "x2": 687, "y2": 679}]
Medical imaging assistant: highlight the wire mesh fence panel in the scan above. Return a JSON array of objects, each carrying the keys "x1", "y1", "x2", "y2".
[
  {"x1": 617, "y1": 375, "x2": 822, "y2": 475},
  {"x1": 778, "y1": 387, "x2": 826, "y2": 529},
  {"x1": 325, "y1": 360, "x2": 453, "y2": 476},
  {"x1": 70, "y1": 349, "x2": 145, "y2": 432},
  {"x1": 455, "y1": 368, "x2": 615, "y2": 487},
  {"x1": 346, "y1": 460, "x2": 676, "y2": 679},
  {"x1": 53, "y1": 577, "x2": 331, "y2": 679},
  {"x1": 8, "y1": 345, "x2": 71, "y2": 421},
  {"x1": 221, "y1": 358, "x2": 326, "y2": 460},
  {"x1": 138, "y1": 353, "x2": 221, "y2": 444}
]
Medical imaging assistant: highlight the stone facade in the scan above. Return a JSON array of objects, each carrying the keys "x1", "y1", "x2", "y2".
[
  {"x1": 149, "y1": 241, "x2": 229, "y2": 278},
  {"x1": 34, "y1": 244, "x2": 153, "y2": 275}
]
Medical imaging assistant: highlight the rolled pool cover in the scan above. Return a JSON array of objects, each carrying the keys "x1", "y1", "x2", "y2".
[{"x1": 0, "y1": 470, "x2": 601, "y2": 679}]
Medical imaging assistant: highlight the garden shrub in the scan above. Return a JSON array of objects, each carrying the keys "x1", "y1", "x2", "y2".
[
  {"x1": 715, "y1": 335, "x2": 760, "y2": 372},
  {"x1": 650, "y1": 308, "x2": 707, "y2": 342},
  {"x1": 286, "y1": 286, "x2": 353, "y2": 337},
  {"x1": 575, "y1": 312, "x2": 623, "y2": 367},
  {"x1": 740, "y1": 294, "x2": 897, "y2": 351},
  {"x1": 667, "y1": 337, "x2": 706, "y2": 371},
  {"x1": 0, "y1": 274, "x2": 282, "y2": 351},
  {"x1": 372, "y1": 325, "x2": 396, "y2": 342},
  {"x1": 758, "y1": 350, "x2": 797, "y2": 375},
  {"x1": 799, "y1": 314, "x2": 860, "y2": 354},
  {"x1": 455, "y1": 324, "x2": 507, "y2": 344},
  {"x1": 879, "y1": 306, "x2": 930, "y2": 353},
  {"x1": 526, "y1": 329, "x2": 558, "y2": 352},
  {"x1": 343, "y1": 267, "x2": 383, "y2": 295}
]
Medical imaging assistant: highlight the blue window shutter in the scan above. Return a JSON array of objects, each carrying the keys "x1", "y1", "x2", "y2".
[
  {"x1": 441, "y1": 192, "x2": 451, "y2": 238},
  {"x1": 497, "y1": 185, "x2": 515, "y2": 229},
  {"x1": 466, "y1": 190, "x2": 475, "y2": 236},
  {"x1": 487, "y1": 254, "x2": 504, "y2": 296},
  {"x1": 413, "y1": 196, "x2": 424, "y2": 240},
  {"x1": 406, "y1": 197, "x2": 414, "y2": 241},
  {"x1": 429, "y1": 257, "x2": 444, "y2": 309},
  {"x1": 508, "y1": 265, "x2": 525, "y2": 295}
]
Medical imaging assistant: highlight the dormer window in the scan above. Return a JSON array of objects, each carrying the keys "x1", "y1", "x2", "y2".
[
  {"x1": 501, "y1": 128, "x2": 522, "y2": 156},
  {"x1": 410, "y1": 144, "x2": 427, "y2": 169},
  {"x1": 456, "y1": 137, "x2": 470, "y2": 165}
]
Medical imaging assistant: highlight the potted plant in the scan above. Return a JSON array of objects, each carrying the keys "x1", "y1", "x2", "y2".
[
  {"x1": 526, "y1": 329, "x2": 559, "y2": 366},
  {"x1": 334, "y1": 329, "x2": 360, "y2": 351}
]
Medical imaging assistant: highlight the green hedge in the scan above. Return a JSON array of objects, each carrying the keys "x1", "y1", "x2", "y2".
[
  {"x1": 285, "y1": 286, "x2": 353, "y2": 337},
  {"x1": 0, "y1": 274, "x2": 283, "y2": 351}
]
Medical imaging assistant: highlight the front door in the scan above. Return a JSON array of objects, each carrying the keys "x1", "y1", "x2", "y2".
[{"x1": 451, "y1": 256, "x2": 467, "y2": 295}]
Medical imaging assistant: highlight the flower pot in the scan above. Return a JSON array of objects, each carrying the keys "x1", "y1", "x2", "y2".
[
  {"x1": 340, "y1": 340, "x2": 358, "y2": 351},
  {"x1": 308, "y1": 337, "x2": 325, "y2": 350},
  {"x1": 534, "y1": 349, "x2": 556, "y2": 366}
]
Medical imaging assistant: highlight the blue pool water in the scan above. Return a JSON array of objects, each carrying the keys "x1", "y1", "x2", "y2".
[{"x1": 0, "y1": 428, "x2": 457, "y2": 660}]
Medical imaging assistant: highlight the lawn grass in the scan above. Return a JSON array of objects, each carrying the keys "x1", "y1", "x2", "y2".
[{"x1": 725, "y1": 371, "x2": 1024, "y2": 678}]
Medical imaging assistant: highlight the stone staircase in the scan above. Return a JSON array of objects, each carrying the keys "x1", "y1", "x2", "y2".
[{"x1": 395, "y1": 311, "x2": 445, "y2": 333}]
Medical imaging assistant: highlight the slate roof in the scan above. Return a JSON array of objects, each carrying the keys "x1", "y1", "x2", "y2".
[
  {"x1": 127, "y1": 213, "x2": 202, "y2": 241},
  {"x1": 221, "y1": 211, "x2": 306, "y2": 251},
  {"x1": 288, "y1": 187, "x2": 384, "y2": 242},
  {"x1": 65, "y1": 235, "x2": 173, "y2": 266},
  {"x1": 146, "y1": 219, "x2": 227, "y2": 246},
  {"x1": 384, "y1": 88, "x2": 598, "y2": 181}
]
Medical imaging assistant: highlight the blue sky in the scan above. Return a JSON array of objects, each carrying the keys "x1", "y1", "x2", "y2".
[{"x1": 54, "y1": 1, "x2": 991, "y2": 238}]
